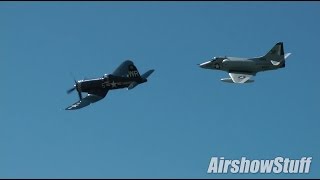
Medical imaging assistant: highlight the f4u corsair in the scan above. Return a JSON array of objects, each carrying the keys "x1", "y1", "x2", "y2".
[
  {"x1": 65, "y1": 60, "x2": 154, "y2": 110},
  {"x1": 199, "y1": 42, "x2": 291, "y2": 83}
]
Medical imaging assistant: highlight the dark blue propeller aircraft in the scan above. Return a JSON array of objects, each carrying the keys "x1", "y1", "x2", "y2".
[{"x1": 65, "y1": 60, "x2": 154, "y2": 110}]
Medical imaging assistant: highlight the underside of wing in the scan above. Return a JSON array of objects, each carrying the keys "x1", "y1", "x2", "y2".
[
  {"x1": 65, "y1": 90, "x2": 109, "y2": 110},
  {"x1": 112, "y1": 60, "x2": 134, "y2": 77},
  {"x1": 228, "y1": 72, "x2": 253, "y2": 83}
]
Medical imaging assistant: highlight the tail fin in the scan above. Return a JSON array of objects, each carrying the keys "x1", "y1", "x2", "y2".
[
  {"x1": 264, "y1": 42, "x2": 284, "y2": 57},
  {"x1": 127, "y1": 64, "x2": 141, "y2": 78},
  {"x1": 263, "y1": 42, "x2": 287, "y2": 65}
]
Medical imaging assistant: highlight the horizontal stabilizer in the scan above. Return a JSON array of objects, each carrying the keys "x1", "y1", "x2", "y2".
[
  {"x1": 141, "y1": 69, "x2": 155, "y2": 79},
  {"x1": 284, "y1": 53, "x2": 291, "y2": 59},
  {"x1": 127, "y1": 82, "x2": 139, "y2": 90}
]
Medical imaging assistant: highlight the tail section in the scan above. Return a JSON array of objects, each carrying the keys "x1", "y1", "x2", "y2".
[
  {"x1": 263, "y1": 42, "x2": 291, "y2": 66},
  {"x1": 127, "y1": 69, "x2": 154, "y2": 90},
  {"x1": 127, "y1": 64, "x2": 141, "y2": 78},
  {"x1": 266, "y1": 42, "x2": 284, "y2": 56},
  {"x1": 128, "y1": 64, "x2": 155, "y2": 79}
]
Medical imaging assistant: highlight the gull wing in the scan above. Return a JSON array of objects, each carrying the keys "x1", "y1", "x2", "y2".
[
  {"x1": 228, "y1": 72, "x2": 253, "y2": 83},
  {"x1": 65, "y1": 90, "x2": 109, "y2": 110}
]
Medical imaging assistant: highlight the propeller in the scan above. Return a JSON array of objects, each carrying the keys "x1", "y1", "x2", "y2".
[
  {"x1": 77, "y1": 89, "x2": 83, "y2": 100},
  {"x1": 67, "y1": 86, "x2": 76, "y2": 94},
  {"x1": 66, "y1": 79, "x2": 82, "y2": 100}
]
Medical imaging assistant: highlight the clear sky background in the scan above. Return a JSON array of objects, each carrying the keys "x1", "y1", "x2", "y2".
[{"x1": 1, "y1": 2, "x2": 319, "y2": 178}]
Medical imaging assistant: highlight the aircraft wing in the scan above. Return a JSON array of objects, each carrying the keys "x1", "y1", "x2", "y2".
[
  {"x1": 65, "y1": 90, "x2": 108, "y2": 110},
  {"x1": 228, "y1": 72, "x2": 253, "y2": 83}
]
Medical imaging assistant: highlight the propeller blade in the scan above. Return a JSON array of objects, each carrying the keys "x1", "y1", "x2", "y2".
[
  {"x1": 67, "y1": 77, "x2": 82, "y2": 100},
  {"x1": 67, "y1": 86, "x2": 76, "y2": 94},
  {"x1": 78, "y1": 91, "x2": 82, "y2": 100}
]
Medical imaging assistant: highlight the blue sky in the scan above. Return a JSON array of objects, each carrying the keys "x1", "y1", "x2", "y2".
[{"x1": 1, "y1": 2, "x2": 319, "y2": 178}]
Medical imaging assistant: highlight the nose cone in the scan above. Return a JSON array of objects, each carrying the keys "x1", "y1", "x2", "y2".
[{"x1": 198, "y1": 60, "x2": 212, "y2": 69}]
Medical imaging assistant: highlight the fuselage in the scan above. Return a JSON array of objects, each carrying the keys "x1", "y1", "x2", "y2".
[
  {"x1": 200, "y1": 56, "x2": 285, "y2": 74},
  {"x1": 76, "y1": 75, "x2": 146, "y2": 94}
]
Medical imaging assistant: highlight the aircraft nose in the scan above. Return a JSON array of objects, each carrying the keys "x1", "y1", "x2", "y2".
[{"x1": 198, "y1": 61, "x2": 212, "y2": 69}]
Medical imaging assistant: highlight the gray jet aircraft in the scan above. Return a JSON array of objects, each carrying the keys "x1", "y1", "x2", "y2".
[
  {"x1": 199, "y1": 42, "x2": 291, "y2": 83},
  {"x1": 65, "y1": 60, "x2": 154, "y2": 110}
]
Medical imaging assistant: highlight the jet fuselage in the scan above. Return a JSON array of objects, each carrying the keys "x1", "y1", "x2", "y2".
[{"x1": 200, "y1": 56, "x2": 285, "y2": 74}]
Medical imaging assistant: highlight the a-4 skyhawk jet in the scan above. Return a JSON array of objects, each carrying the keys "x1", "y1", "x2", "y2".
[
  {"x1": 198, "y1": 42, "x2": 291, "y2": 83},
  {"x1": 65, "y1": 60, "x2": 154, "y2": 110}
]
